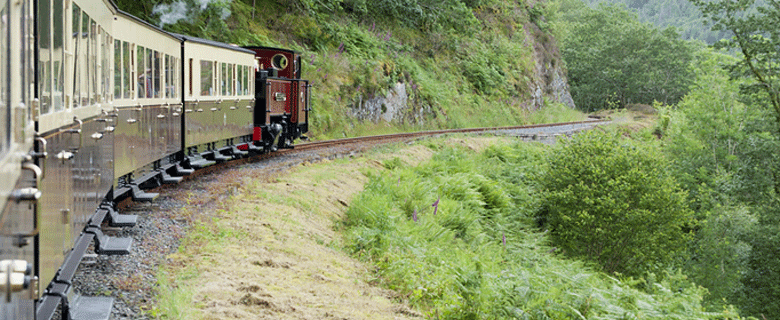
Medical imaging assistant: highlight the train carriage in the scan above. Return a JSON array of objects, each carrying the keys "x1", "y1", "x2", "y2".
[
  {"x1": 179, "y1": 35, "x2": 257, "y2": 168},
  {"x1": 0, "y1": 0, "x2": 38, "y2": 316},
  {"x1": 111, "y1": 11, "x2": 183, "y2": 192},
  {"x1": 0, "y1": 0, "x2": 310, "y2": 317}
]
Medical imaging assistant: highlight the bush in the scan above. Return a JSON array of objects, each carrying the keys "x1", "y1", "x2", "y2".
[{"x1": 538, "y1": 130, "x2": 694, "y2": 276}]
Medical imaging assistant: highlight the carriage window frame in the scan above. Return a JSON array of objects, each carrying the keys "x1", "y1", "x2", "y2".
[
  {"x1": 114, "y1": 39, "x2": 121, "y2": 98},
  {"x1": 137, "y1": 46, "x2": 145, "y2": 99},
  {"x1": 229, "y1": 63, "x2": 235, "y2": 96},
  {"x1": 200, "y1": 60, "x2": 213, "y2": 96},
  {"x1": 102, "y1": 29, "x2": 110, "y2": 102},
  {"x1": 38, "y1": 0, "x2": 52, "y2": 115},
  {"x1": 124, "y1": 42, "x2": 131, "y2": 98},
  {"x1": 151, "y1": 50, "x2": 160, "y2": 98},
  {"x1": 236, "y1": 65, "x2": 243, "y2": 96},
  {"x1": 88, "y1": 18, "x2": 97, "y2": 105},
  {"x1": 220, "y1": 62, "x2": 226, "y2": 96},
  {"x1": 1, "y1": 4, "x2": 9, "y2": 150}
]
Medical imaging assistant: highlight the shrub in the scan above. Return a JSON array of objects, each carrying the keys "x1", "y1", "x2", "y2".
[{"x1": 537, "y1": 130, "x2": 694, "y2": 276}]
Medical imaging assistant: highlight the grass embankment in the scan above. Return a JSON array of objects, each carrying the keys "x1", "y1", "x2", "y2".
[
  {"x1": 151, "y1": 134, "x2": 733, "y2": 319},
  {"x1": 342, "y1": 138, "x2": 731, "y2": 319}
]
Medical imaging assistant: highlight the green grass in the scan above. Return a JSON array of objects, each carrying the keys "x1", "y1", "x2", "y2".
[
  {"x1": 150, "y1": 269, "x2": 200, "y2": 320},
  {"x1": 341, "y1": 139, "x2": 740, "y2": 319}
]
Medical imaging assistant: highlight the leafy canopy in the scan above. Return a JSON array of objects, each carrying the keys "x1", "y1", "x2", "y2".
[
  {"x1": 560, "y1": 2, "x2": 696, "y2": 111},
  {"x1": 538, "y1": 130, "x2": 694, "y2": 276},
  {"x1": 691, "y1": 0, "x2": 780, "y2": 136}
]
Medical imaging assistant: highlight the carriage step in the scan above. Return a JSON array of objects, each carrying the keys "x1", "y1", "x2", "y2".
[
  {"x1": 175, "y1": 165, "x2": 195, "y2": 175},
  {"x1": 70, "y1": 295, "x2": 114, "y2": 320},
  {"x1": 247, "y1": 143, "x2": 262, "y2": 152},
  {"x1": 160, "y1": 170, "x2": 183, "y2": 184},
  {"x1": 190, "y1": 158, "x2": 216, "y2": 169},
  {"x1": 209, "y1": 151, "x2": 231, "y2": 162},
  {"x1": 130, "y1": 184, "x2": 158, "y2": 202},
  {"x1": 231, "y1": 146, "x2": 249, "y2": 156},
  {"x1": 100, "y1": 206, "x2": 137, "y2": 228},
  {"x1": 86, "y1": 227, "x2": 132, "y2": 255}
]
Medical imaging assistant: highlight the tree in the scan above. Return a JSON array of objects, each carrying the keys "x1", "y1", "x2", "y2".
[
  {"x1": 560, "y1": 3, "x2": 696, "y2": 111},
  {"x1": 690, "y1": 0, "x2": 780, "y2": 136},
  {"x1": 537, "y1": 131, "x2": 694, "y2": 276}
]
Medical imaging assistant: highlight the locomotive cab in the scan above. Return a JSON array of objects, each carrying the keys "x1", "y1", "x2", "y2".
[{"x1": 245, "y1": 46, "x2": 310, "y2": 151}]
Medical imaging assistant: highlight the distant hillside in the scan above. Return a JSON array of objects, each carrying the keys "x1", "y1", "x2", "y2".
[{"x1": 581, "y1": 0, "x2": 730, "y2": 43}]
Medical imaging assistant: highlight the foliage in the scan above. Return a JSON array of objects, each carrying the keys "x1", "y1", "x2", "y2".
[
  {"x1": 111, "y1": 0, "x2": 585, "y2": 140},
  {"x1": 537, "y1": 130, "x2": 694, "y2": 276},
  {"x1": 691, "y1": 0, "x2": 780, "y2": 137},
  {"x1": 660, "y1": 50, "x2": 776, "y2": 208},
  {"x1": 559, "y1": 2, "x2": 697, "y2": 111},
  {"x1": 740, "y1": 199, "x2": 780, "y2": 318},
  {"x1": 657, "y1": 48, "x2": 779, "y2": 315},
  {"x1": 343, "y1": 138, "x2": 737, "y2": 319},
  {"x1": 574, "y1": 0, "x2": 731, "y2": 43},
  {"x1": 299, "y1": 0, "x2": 481, "y2": 33}
]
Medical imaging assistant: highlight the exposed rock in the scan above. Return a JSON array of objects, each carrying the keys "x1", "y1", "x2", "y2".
[
  {"x1": 348, "y1": 3, "x2": 576, "y2": 124},
  {"x1": 350, "y1": 82, "x2": 413, "y2": 123}
]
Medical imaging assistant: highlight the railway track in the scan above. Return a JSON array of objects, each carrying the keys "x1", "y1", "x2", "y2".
[
  {"x1": 74, "y1": 119, "x2": 607, "y2": 318},
  {"x1": 148, "y1": 119, "x2": 606, "y2": 188}
]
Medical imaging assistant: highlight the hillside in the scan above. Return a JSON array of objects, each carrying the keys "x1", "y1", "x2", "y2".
[{"x1": 114, "y1": 0, "x2": 584, "y2": 140}]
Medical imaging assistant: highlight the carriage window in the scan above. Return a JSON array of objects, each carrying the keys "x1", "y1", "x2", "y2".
[
  {"x1": 188, "y1": 58, "x2": 193, "y2": 97},
  {"x1": 200, "y1": 60, "x2": 213, "y2": 96},
  {"x1": 245, "y1": 65, "x2": 250, "y2": 95},
  {"x1": 39, "y1": 0, "x2": 52, "y2": 114},
  {"x1": 236, "y1": 65, "x2": 243, "y2": 96},
  {"x1": 163, "y1": 55, "x2": 168, "y2": 98},
  {"x1": 165, "y1": 55, "x2": 179, "y2": 99},
  {"x1": 52, "y1": 0, "x2": 63, "y2": 111},
  {"x1": 72, "y1": 5, "x2": 80, "y2": 107},
  {"x1": 220, "y1": 62, "x2": 227, "y2": 96},
  {"x1": 172, "y1": 56, "x2": 179, "y2": 99},
  {"x1": 23, "y1": 0, "x2": 34, "y2": 121},
  {"x1": 137, "y1": 46, "x2": 145, "y2": 99},
  {"x1": 1, "y1": 5, "x2": 8, "y2": 150},
  {"x1": 79, "y1": 12, "x2": 90, "y2": 107},
  {"x1": 227, "y1": 63, "x2": 234, "y2": 96},
  {"x1": 123, "y1": 42, "x2": 131, "y2": 98},
  {"x1": 152, "y1": 50, "x2": 160, "y2": 98},
  {"x1": 89, "y1": 18, "x2": 96, "y2": 105},
  {"x1": 102, "y1": 31, "x2": 110, "y2": 102},
  {"x1": 114, "y1": 39, "x2": 121, "y2": 98},
  {"x1": 249, "y1": 66, "x2": 254, "y2": 93}
]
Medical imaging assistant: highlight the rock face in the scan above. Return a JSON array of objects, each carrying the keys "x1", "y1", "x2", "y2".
[
  {"x1": 350, "y1": 82, "x2": 408, "y2": 123},
  {"x1": 348, "y1": 18, "x2": 575, "y2": 124},
  {"x1": 527, "y1": 21, "x2": 576, "y2": 111}
]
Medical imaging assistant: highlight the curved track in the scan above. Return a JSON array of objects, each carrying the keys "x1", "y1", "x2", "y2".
[{"x1": 75, "y1": 119, "x2": 607, "y2": 318}]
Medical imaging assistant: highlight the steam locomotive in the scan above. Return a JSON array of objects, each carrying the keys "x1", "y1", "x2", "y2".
[{"x1": 0, "y1": 0, "x2": 309, "y2": 318}]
